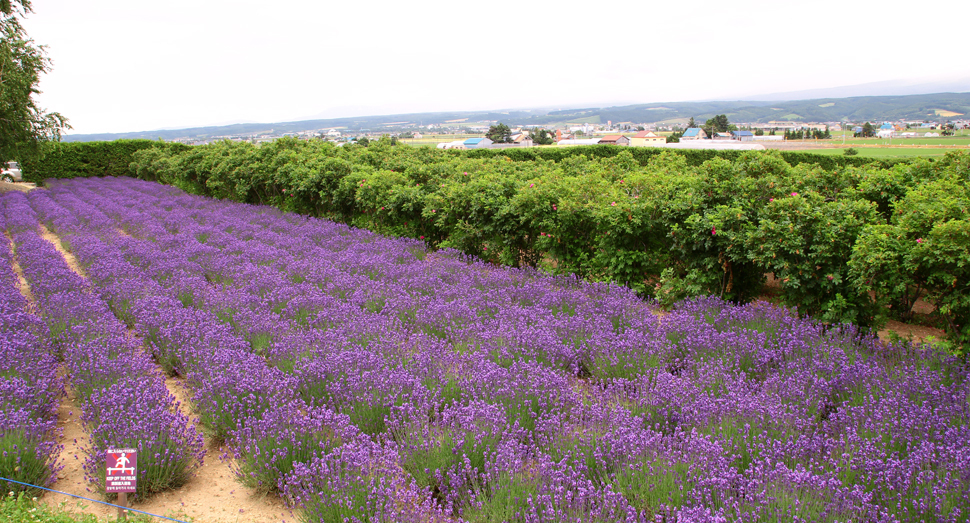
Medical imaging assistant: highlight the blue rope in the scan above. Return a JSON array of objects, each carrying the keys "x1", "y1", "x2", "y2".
[{"x1": 0, "y1": 476, "x2": 191, "y2": 523}]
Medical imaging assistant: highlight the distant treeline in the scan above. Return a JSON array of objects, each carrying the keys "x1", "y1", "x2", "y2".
[{"x1": 29, "y1": 138, "x2": 970, "y2": 347}]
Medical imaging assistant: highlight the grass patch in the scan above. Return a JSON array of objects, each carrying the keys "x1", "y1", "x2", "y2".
[{"x1": 0, "y1": 492, "x2": 152, "y2": 523}]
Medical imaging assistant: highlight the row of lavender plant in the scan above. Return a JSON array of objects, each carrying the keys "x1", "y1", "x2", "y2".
[
  {"x1": 0, "y1": 191, "x2": 204, "y2": 500},
  {"x1": 0, "y1": 208, "x2": 62, "y2": 493},
  {"x1": 39, "y1": 177, "x2": 970, "y2": 523},
  {"x1": 87, "y1": 176, "x2": 959, "y2": 520},
  {"x1": 29, "y1": 177, "x2": 970, "y2": 522},
  {"x1": 33, "y1": 178, "x2": 673, "y2": 520},
  {"x1": 23, "y1": 181, "x2": 445, "y2": 520}
]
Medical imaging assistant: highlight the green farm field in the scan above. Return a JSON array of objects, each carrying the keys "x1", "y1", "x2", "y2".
[
  {"x1": 399, "y1": 134, "x2": 482, "y2": 146},
  {"x1": 786, "y1": 146, "x2": 959, "y2": 158},
  {"x1": 828, "y1": 128, "x2": 970, "y2": 145}
]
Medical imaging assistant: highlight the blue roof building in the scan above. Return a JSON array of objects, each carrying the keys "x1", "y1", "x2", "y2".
[
  {"x1": 463, "y1": 137, "x2": 493, "y2": 149},
  {"x1": 681, "y1": 128, "x2": 707, "y2": 140}
]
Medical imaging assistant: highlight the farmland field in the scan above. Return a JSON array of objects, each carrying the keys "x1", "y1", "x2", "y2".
[
  {"x1": 2, "y1": 177, "x2": 969, "y2": 522},
  {"x1": 775, "y1": 146, "x2": 960, "y2": 158}
]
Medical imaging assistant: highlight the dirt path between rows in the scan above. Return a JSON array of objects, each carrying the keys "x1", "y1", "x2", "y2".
[
  {"x1": 35, "y1": 224, "x2": 291, "y2": 523},
  {"x1": 38, "y1": 224, "x2": 86, "y2": 278},
  {"x1": 0, "y1": 180, "x2": 37, "y2": 193},
  {"x1": 5, "y1": 231, "x2": 36, "y2": 312},
  {"x1": 6, "y1": 229, "x2": 96, "y2": 519}
]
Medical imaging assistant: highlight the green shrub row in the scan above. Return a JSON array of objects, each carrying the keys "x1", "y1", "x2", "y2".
[
  {"x1": 466, "y1": 144, "x2": 912, "y2": 171},
  {"x1": 20, "y1": 140, "x2": 189, "y2": 182},
  {"x1": 30, "y1": 138, "x2": 970, "y2": 347}
]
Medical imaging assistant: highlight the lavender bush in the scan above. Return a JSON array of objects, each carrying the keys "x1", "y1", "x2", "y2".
[
  {"x1": 0, "y1": 210, "x2": 62, "y2": 493},
  {"x1": 3, "y1": 177, "x2": 966, "y2": 522},
  {"x1": 2, "y1": 191, "x2": 204, "y2": 500}
]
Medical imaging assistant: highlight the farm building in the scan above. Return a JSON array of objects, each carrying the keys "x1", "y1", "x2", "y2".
[
  {"x1": 877, "y1": 124, "x2": 896, "y2": 138},
  {"x1": 463, "y1": 137, "x2": 493, "y2": 150},
  {"x1": 598, "y1": 135, "x2": 631, "y2": 146},
  {"x1": 731, "y1": 131, "x2": 755, "y2": 141},
  {"x1": 681, "y1": 128, "x2": 707, "y2": 140},
  {"x1": 630, "y1": 131, "x2": 666, "y2": 147},
  {"x1": 713, "y1": 133, "x2": 733, "y2": 140},
  {"x1": 436, "y1": 141, "x2": 467, "y2": 150},
  {"x1": 511, "y1": 134, "x2": 534, "y2": 147}
]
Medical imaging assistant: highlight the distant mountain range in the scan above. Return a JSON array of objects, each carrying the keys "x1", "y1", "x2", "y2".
[
  {"x1": 64, "y1": 91, "x2": 970, "y2": 142},
  {"x1": 737, "y1": 76, "x2": 970, "y2": 102}
]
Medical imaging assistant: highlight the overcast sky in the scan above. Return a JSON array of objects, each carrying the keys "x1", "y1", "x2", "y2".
[{"x1": 22, "y1": 0, "x2": 970, "y2": 135}]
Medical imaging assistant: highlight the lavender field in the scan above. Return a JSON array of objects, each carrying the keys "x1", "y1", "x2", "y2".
[{"x1": 2, "y1": 176, "x2": 969, "y2": 523}]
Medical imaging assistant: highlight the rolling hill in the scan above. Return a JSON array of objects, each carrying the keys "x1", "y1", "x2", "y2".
[{"x1": 63, "y1": 92, "x2": 970, "y2": 142}]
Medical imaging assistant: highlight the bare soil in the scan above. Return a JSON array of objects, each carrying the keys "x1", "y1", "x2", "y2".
[
  {"x1": 39, "y1": 224, "x2": 86, "y2": 278},
  {"x1": 6, "y1": 231, "x2": 36, "y2": 311},
  {"x1": 0, "y1": 180, "x2": 37, "y2": 193}
]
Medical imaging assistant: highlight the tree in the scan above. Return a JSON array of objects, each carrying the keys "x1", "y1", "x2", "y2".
[
  {"x1": 855, "y1": 122, "x2": 876, "y2": 138},
  {"x1": 529, "y1": 128, "x2": 554, "y2": 146},
  {"x1": 0, "y1": 0, "x2": 69, "y2": 163},
  {"x1": 666, "y1": 132, "x2": 682, "y2": 143},
  {"x1": 702, "y1": 114, "x2": 733, "y2": 137},
  {"x1": 486, "y1": 123, "x2": 512, "y2": 143},
  {"x1": 686, "y1": 117, "x2": 696, "y2": 129}
]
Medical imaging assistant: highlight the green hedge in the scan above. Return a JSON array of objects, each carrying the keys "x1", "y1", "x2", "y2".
[
  {"x1": 21, "y1": 139, "x2": 189, "y2": 182},
  {"x1": 30, "y1": 137, "x2": 970, "y2": 348},
  {"x1": 467, "y1": 144, "x2": 910, "y2": 170}
]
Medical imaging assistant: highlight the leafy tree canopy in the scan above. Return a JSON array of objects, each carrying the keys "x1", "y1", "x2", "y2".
[
  {"x1": 1, "y1": 0, "x2": 69, "y2": 163},
  {"x1": 530, "y1": 128, "x2": 554, "y2": 146},
  {"x1": 855, "y1": 122, "x2": 876, "y2": 138},
  {"x1": 486, "y1": 123, "x2": 512, "y2": 143},
  {"x1": 702, "y1": 114, "x2": 736, "y2": 137},
  {"x1": 1, "y1": 0, "x2": 31, "y2": 17}
]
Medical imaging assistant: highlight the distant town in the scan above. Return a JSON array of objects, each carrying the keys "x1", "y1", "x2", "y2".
[
  {"x1": 62, "y1": 91, "x2": 970, "y2": 150},
  {"x1": 165, "y1": 117, "x2": 970, "y2": 152}
]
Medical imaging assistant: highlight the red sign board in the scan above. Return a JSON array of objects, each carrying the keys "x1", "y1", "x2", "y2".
[{"x1": 105, "y1": 448, "x2": 137, "y2": 493}]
